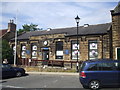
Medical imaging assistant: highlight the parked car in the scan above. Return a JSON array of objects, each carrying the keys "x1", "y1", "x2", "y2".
[
  {"x1": 79, "y1": 59, "x2": 120, "y2": 89},
  {"x1": 1, "y1": 64, "x2": 25, "y2": 78}
]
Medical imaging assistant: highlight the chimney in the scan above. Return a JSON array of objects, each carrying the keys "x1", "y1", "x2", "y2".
[
  {"x1": 47, "y1": 28, "x2": 51, "y2": 31},
  {"x1": 7, "y1": 19, "x2": 16, "y2": 32},
  {"x1": 84, "y1": 24, "x2": 89, "y2": 27}
]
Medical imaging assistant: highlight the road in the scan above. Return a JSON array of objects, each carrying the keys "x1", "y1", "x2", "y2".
[
  {"x1": 1, "y1": 73, "x2": 120, "y2": 90},
  {"x1": 1, "y1": 73, "x2": 82, "y2": 89}
]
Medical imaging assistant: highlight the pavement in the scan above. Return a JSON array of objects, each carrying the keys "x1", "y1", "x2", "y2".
[{"x1": 26, "y1": 72, "x2": 79, "y2": 76}]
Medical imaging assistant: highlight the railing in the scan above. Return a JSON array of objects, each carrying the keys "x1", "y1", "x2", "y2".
[{"x1": 18, "y1": 58, "x2": 83, "y2": 68}]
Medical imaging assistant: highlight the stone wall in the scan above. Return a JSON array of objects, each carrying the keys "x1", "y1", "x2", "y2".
[
  {"x1": 10, "y1": 33, "x2": 111, "y2": 62},
  {"x1": 112, "y1": 14, "x2": 120, "y2": 59}
]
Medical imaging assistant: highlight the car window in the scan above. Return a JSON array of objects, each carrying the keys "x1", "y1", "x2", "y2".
[
  {"x1": 2, "y1": 64, "x2": 12, "y2": 69},
  {"x1": 79, "y1": 62, "x2": 86, "y2": 71},
  {"x1": 97, "y1": 62, "x2": 116, "y2": 71},
  {"x1": 87, "y1": 64, "x2": 97, "y2": 71}
]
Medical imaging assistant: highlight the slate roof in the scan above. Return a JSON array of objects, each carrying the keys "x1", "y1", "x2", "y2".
[
  {"x1": 114, "y1": 2, "x2": 120, "y2": 13},
  {"x1": 0, "y1": 29, "x2": 8, "y2": 37},
  {"x1": 111, "y1": 2, "x2": 120, "y2": 15},
  {"x1": 12, "y1": 23, "x2": 111, "y2": 40}
]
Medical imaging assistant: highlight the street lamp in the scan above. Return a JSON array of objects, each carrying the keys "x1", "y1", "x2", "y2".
[
  {"x1": 75, "y1": 15, "x2": 80, "y2": 72},
  {"x1": 14, "y1": 9, "x2": 18, "y2": 66}
]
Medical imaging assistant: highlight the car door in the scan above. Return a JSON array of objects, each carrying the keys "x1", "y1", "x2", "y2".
[
  {"x1": 2, "y1": 64, "x2": 16, "y2": 78},
  {"x1": 114, "y1": 61, "x2": 120, "y2": 86},
  {"x1": 97, "y1": 62, "x2": 118, "y2": 86}
]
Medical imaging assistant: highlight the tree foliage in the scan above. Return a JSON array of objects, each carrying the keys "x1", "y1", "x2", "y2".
[
  {"x1": 2, "y1": 39, "x2": 14, "y2": 64},
  {"x1": 18, "y1": 23, "x2": 40, "y2": 34}
]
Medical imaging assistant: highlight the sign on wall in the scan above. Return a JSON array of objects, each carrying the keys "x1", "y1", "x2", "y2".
[{"x1": 64, "y1": 50, "x2": 69, "y2": 55}]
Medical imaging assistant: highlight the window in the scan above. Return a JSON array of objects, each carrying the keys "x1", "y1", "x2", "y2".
[
  {"x1": 87, "y1": 62, "x2": 120, "y2": 71},
  {"x1": 89, "y1": 40, "x2": 98, "y2": 60},
  {"x1": 31, "y1": 44, "x2": 37, "y2": 59},
  {"x1": 56, "y1": 41, "x2": 63, "y2": 59},
  {"x1": 71, "y1": 40, "x2": 79, "y2": 60},
  {"x1": 21, "y1": 44, "x2": 26, "y2": 58}
]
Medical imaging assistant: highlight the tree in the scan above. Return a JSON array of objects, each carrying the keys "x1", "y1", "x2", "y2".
[
  {"x1": 18, "y1": 23, "x2": 40, "y2": 34},
  {"x1": 2, "y1": 39, "x2": 14, "y2": 64}
]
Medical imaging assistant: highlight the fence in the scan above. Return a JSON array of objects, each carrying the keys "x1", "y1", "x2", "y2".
[{"x1": 18, "y1": 58, "x2": 83, "y2": 69}]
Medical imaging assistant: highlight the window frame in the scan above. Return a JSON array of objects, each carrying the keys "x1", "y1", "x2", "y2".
[
  {"x1": 55, "y1": 41, "x2": 63, "y2": 59},
  {"x1": 71, "y1": 40, "x2": 79, "y2": 60}
]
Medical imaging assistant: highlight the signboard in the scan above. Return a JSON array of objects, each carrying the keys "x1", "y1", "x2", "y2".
[
  {"x1": 26, "y1": 50, "x2": 30, "y2": 54},
  {"x1": 43, "y1": 47, "x2": 49, "y2": 50},
  {"x1": 64, "y1": 50, "x2": 69, "y2": 55},
  {"x1": 56, "y1": 51, "x2": 63, "y2": 56}
]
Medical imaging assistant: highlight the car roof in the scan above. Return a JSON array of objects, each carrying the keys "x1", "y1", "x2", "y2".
[{"x1": 84, "y1": 59, "x2": 119, "y2": 64}]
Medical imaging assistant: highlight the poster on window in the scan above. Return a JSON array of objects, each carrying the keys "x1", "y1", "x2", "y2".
[
  {"x1": 32, "y1": 51, "x2": 37, "y2": 58},
  {"x1": 22, "y1": 46, "x2": 26, "y2": 50},
  {"x1": 13, "y1": 46, "x2": 16, "y2": 51},
  {"x1": 32, "y1": 51, "x2": 37, "y2": 56},
  {"x1": 72, "y1": 51, "x2": 80, "y2": 59},
  {"x1": 90, "y1": 43, "x2": 97, "y2": 49},
  {"x1": 32, "y1": 45, "x2": 37, "y2": 50},
  {"x1": 56, "y1": 51, "x2": 63, "y2": 56},
  {"x1": 89, "y1": 50, "x2": 98, "y2": 59},
  {"x1": 72, "y1": 44, "x2": 79, "y2": 50},
  {"x1": 21, "y1": 51, "x2": 26, "y2": 58}
]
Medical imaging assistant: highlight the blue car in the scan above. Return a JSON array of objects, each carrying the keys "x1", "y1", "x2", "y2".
[
  {"x1": 79, "y1": 59, "x2": 120, "y2": 89},
  {"x1": 1, "y1": 64, "x2": 25, "y2": 78}
]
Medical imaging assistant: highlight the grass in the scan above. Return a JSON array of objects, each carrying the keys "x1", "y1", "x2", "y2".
[{"x1": 19, "y1": 66, "x2": 77, "y2": 73}]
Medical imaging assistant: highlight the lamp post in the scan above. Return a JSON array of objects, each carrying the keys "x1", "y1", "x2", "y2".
[
  {"x1": 14, "y1": 9, "x2": 18, "y2": 66},
  {"x1": 75, "y1": 15, "x2": 80, "y2": 72}
]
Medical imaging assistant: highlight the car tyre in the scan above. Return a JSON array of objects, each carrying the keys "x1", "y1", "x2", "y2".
[
  {"x1": 89, "y1": 80, "x2": 100, "y2": 90},
  {"x1": 16, "y1": 72, "x2": 22, "y2": 77}
]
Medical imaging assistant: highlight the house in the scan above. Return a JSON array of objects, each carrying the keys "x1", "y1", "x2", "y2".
[
  {"x1": 9, "y1": 2, "x2": 120, "y2": 67},
  {"x1": 0, "y1": 20, "x2": 16, "y2": 41}
]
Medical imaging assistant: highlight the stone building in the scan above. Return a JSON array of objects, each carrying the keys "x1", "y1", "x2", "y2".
[
  {"x1": 110, "y1": 2, "x2": 120, "y2": 60},
  {"x1": 0, "y1": 20, "x2": 16, "y2": 41},
  {"x1": 9, "y1": 2, "x2": 120, "y2": 66}
]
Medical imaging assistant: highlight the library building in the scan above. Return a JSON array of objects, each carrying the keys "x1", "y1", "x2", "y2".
[{"x1": 9, "y1": 2, "x2": 120, "y2": 67}]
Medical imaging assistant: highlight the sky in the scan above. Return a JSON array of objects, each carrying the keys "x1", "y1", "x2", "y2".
[{"x1": 0, "y1": 0, "x2": 119, "y2": 30}]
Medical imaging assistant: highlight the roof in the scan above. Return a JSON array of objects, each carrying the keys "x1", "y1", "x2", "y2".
[
  {"x1": 0, "y1": 29, "x2": 8, "y2": 37},
  {"x1": 11, "y1": 23, "x2": 111, "y2": 40},
  {"x1": 111, "y1": 2, "x2": 120, "y2": 15},
  {"x1": 84, "y1": 59, "x2": 119, "y2": 63}
]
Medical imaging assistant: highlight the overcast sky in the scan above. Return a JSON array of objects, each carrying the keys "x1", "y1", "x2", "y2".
[{"x1": 1, "y1": 0, "x2": 119, "y2": 30}]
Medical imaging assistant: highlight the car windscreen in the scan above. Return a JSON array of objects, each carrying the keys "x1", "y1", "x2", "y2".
[{"x1": 2, "y1": 64, "x2": 12, "y2": 69}]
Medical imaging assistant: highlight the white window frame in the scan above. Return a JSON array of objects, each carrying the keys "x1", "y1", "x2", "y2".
[{"x1": 115, "y1": 47, "x2": 120, "y2": 59}]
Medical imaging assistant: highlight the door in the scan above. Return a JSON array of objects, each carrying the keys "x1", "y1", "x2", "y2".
[
  {"x1": 42, "y1": 50, "x2": 49, "y2": 65},
  {"x1": 2, "y1": 64, "x2": 16, "y2": 78},
  {"x1": 117, "y1": 48, "x2": 120, "y2": 60}
]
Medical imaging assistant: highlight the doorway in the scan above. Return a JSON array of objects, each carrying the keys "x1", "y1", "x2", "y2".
[
  {"x1": 116, "y1": 48, "x2": 120, "y2": 60},
  {"x1": 42, "y1": 49, "x2": 49, "y2": 65}
]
